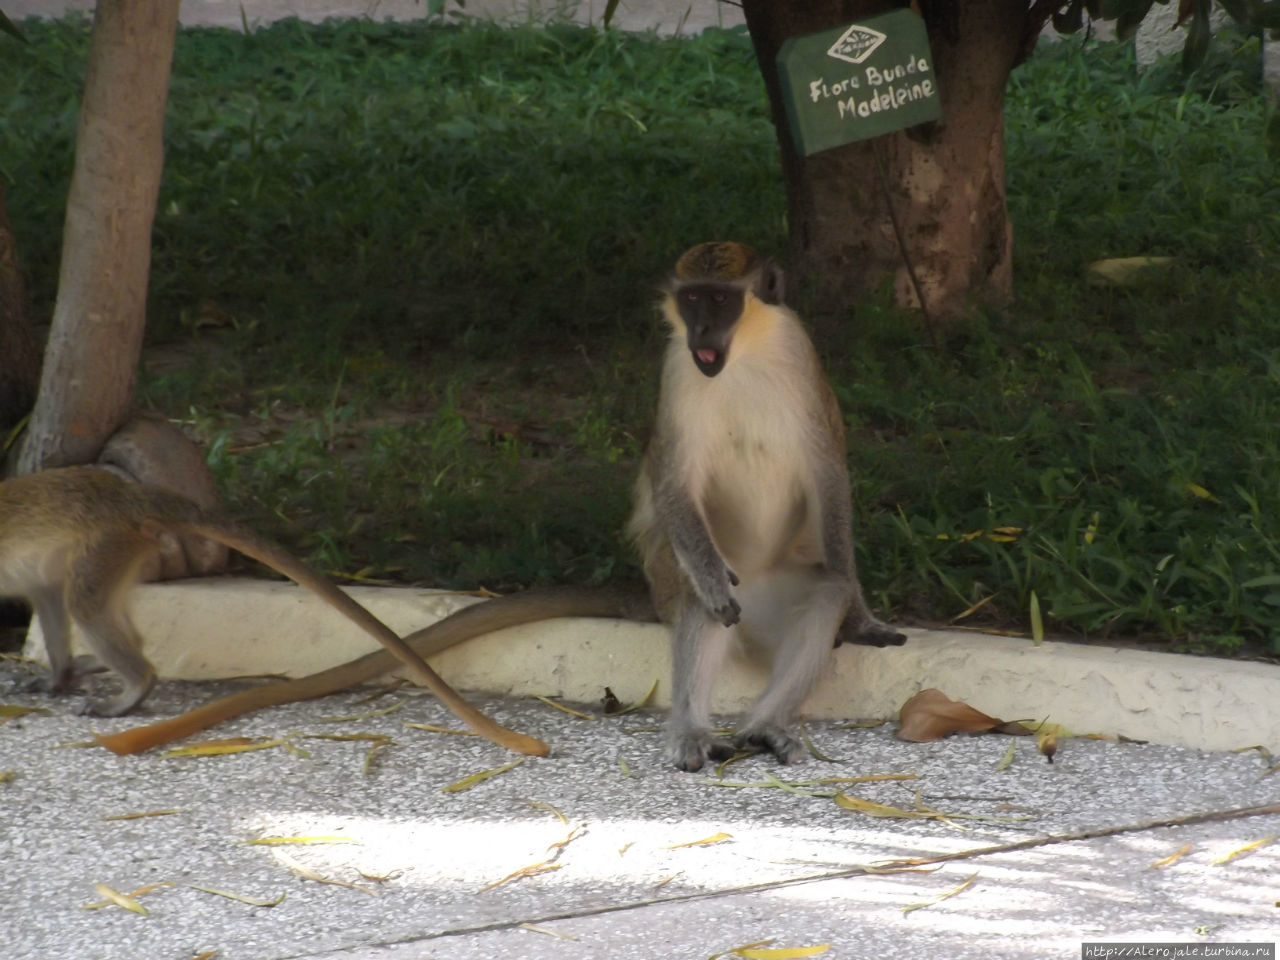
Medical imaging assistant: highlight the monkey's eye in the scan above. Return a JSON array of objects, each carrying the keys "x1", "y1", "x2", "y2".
[
  {"x1": 712, "y1": 291, "x2": 727, "y2": 305},
  {"x1": 684, "y1": 291, "x2": 698, "y2": 303}
]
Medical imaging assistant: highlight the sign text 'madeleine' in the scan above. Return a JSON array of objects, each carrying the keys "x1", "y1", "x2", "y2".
[{"x1": 807, "y1": 55, "x2": 935, "y2": 121}]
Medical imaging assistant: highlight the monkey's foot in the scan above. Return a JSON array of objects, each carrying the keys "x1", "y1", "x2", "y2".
[
  {"x1": 734, "y1": 725, "x2": 806, "y2": 765},
  {"x1": 668, "y1": 732, "x2": 736, "y2": 772},
  {"x1": 836, "y1": 617, "x2": 907, "y2": 648}
]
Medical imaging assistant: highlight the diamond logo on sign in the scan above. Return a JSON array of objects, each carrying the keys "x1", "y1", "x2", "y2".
[
  {"x1": 826, "y1": 24, "x2": 885, "y2": 65},
  {"x1": 776, "y1": 9, "x2": 941, "y2": 156}
]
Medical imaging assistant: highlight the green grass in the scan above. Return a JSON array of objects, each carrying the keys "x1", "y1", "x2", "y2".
[{"x1": 3, "y1": 16, "x2": 1278, "y2": 655}]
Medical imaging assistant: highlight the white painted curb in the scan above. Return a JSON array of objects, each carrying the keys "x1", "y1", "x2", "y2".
[{"x1": 24, "y1": 577, "x2": 1280, "y2": 753}]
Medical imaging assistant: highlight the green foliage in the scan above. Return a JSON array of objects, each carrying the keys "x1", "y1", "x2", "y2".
[{"x1": 2, "y1": 17, "x2": 1277, "y2": 653}]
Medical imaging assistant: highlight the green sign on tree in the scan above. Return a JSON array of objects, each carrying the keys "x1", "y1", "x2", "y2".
[{"x1": 776, "y1": 9, "x2": 941, "y2": 156}]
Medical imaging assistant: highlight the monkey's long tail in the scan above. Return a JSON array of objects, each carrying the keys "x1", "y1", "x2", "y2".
[{"x1": 95, "y1": 585, "x2": 654, "y2": 756}]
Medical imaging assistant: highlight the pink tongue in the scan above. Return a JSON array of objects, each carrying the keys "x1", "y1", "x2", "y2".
[{"x1": 696, "y1": 349, "x2": 718, "y2": 365}]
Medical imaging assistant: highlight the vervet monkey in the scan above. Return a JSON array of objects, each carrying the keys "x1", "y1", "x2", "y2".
[
  {"x1": 97, "y1": 243, "x2": 903, "y2": 759},
  {"x1": 0, "y1": 466, "x2": 547, "y2": 756},
  {"x1": 628, "y1": 241, "x2": 904, "y2": 771}
]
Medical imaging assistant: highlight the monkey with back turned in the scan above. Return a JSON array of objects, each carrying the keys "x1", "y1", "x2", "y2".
[{"x1": 0, "y1": 465, "x2": 547, "y2": 755}]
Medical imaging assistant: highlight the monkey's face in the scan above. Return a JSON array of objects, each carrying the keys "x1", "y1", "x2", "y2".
[{"x1": 674, "y1": 283, "x2": 744, "y2": 378}]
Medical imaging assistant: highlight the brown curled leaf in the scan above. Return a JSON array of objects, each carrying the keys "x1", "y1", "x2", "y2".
[{"x1": 896, "y1": 689, "x2": 1016, "y2": 742}]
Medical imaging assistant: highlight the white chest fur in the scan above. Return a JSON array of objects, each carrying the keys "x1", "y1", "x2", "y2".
[{"x1": 663, "y1": 318, "x2": 821, "y2": 575}]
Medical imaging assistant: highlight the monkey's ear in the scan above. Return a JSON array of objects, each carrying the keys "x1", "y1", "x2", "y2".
[{"x1": 758, "y1": 261, "x2": 785, "y2": 305}]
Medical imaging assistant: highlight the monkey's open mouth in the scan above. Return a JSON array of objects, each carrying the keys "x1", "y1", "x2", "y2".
[{"x1": 693, "y1": 348, "x2": 725, "y2": 377}]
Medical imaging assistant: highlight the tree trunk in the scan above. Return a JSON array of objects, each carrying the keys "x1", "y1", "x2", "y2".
[
  {"x1": 16, "y1": 0, "x2": 180, "y2": 474},
  {"x1": 742, "y1": 0, "x2": 1028, "y2": 322},
  {"x1": 0, "y1": 182, "x2": 41, "y2": 447}
]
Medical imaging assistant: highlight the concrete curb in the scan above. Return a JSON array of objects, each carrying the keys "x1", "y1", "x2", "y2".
[{"x1": 24, "y1": 577, "x2": 1280, "y2": 753}]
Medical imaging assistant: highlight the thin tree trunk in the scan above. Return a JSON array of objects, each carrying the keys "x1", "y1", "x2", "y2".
[
  {"x1": 742, "y1": 0, "x2": 1027, "y2": 322},
  {"x1": 17, "y1": 0, "x2": 180, "y2": 474}
]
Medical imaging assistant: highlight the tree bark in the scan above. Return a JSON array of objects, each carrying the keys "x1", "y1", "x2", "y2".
[
  {"x1": 742, "y1": 0, "x2": 1028, "y2": 321},
  {"x1": 0, "y1": 182, "x2": 41, "y2": 447},
  {"x1": 16, "y1": 0, "x2": 180, "y2": 474}
]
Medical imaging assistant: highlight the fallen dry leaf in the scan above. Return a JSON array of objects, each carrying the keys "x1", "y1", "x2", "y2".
[
  {"x1": 162, "y1": 737, "x2": 290, "y2": 758},
  {"x1": 89, "y1": 882, "x2": 150, "y2": 916},
  {"x1": 533, "y1": 696, "x2": 596, "y2": 720},
  {"x1": 1210, "y1": 835, "x2": 1277, "y2": 865},
  {"x1": 526, "y1": 800, "x2": 568, "y2": 823},
  {"x1": 81, "y1": 880, "x2": 173, "y2": 911},
  {"x1": 478, "y1": 860, "x2": 562, "y2": 893},
  {"x1": 101, "y1": 809, "x2": 180, "y2": 822},
  {"x1": 519, "y1": 922, "x2": 578, "y2": 940},
  {"x1": 244, "y1": 835, "x2": 356, "y2": 846},
  {"x1": 0, "y1": 704, "x2": 52, "y2": 724},
  {"x1": 896, "y1": 689, "x2": 1027, "y2": 742},
  {"x1": 738, "y1": 944, "x2": 832, "y2": 959},
  {"x1": 188, "y1": 884, "x2": 287, "y2": 907},
  {"x1": 316, "y1": 699, "x2": 406, "y2": 723},
  {"x1": 1147, "y1": 843, "x2": 1192, "y2": 870},
  {"x1": 668, "y1": 831, "x2": 733, "y2": 849},
  {"x1": 902, "y1": 871, "x2": 978, "y2": 915},
  {"x1": 441, "y1": 758, "x2": 526, "y2": 793},
  {"x1": 402, "y1": 721, "x2": 480, "y2": 737}
]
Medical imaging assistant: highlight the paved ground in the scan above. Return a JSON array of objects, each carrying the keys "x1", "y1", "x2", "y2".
[{"x1": 2, "y1": 663, "x2": 1277, "y2": 960}]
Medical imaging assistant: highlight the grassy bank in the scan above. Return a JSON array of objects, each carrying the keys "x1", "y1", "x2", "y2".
[{"x1": 3, "y1": 16, "x2": 1278, "y2": 655}]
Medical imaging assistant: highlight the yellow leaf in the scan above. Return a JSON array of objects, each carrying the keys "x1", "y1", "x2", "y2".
[
  {"x1": 902, "y1": 872, "x2": 979, "y2": 915},
  {"x1": 518, "y1": 922, "x2": 577, "y2": 940},
  {"x1": 1186, "y1": 482, "x2": 1220, "y2": 503},
  {"x1": 0, "y1": 704, "x2": 52, "y2": 723},
  {"x1": 995, "y1": 740, "x2": 1017, "y2": 771},
  {"x1": 668, "y1": 831, "x2": 733, "y2": 849},
  {"x1": 402, "y1": 721, "x2": 480, "y2": 737},
  {"x1": 91, "y1": 882, "x2": 149, "y2": 916},
  {"x1": 1085, "y1": 511, "x2": 1100, "y2": 544},
  {"x1": 1148, "y1": 843, "x2": 1192, "y2": 869},
  {"x1": 533, "y1": 696, "x2": 596, "y2": 720},
  {"x1": 317, "y1": 699, "x2": 406, "y2": 722},
  {"x1": 612, "y1": 678, "x2": 660, "y2": 716},
  {"x1": 244, "y1": 835, "x2": 356, "y2": 846},
  {"x1": 526, "y1": 800, "x2": 567, "y2": 823},
  {"x1": 1210, "y1": 835, "x2": 1277, "y2": 865},
  {"x1": 102, "y1": 809, "x2": 180, "y2": 822},
  {"x1": 82, "y1": 880, "x2": 174, "y2": 910},
  {"x1": 1084, "y1": 256, "x2": 1175, "y2": 287},
  {"x1": 546, "y1": 824, "x2": 584, "y2": 854},
  {"x1": 961, "y1": 529, "x2": 984, "y2": 542},
  {"x1": 478, "y1": 860, "x2": 562, "y2": 893},
  {"x1": 618, "y1": 755, "x2": 637, "y2": 778},
  {"x1": 834, "y1": 794, "x2": 931, "y2": 819},
  {"x1": 273, "y1": 854, "x2": 381, "y2": 896},
  {"x1": 188, "y1": 884, "x2": 287, "y2": 907},
  {"x1": 0, "y1": 769, "x2": 16, "y2": 784},
  {"x1": 1029, "y1": 590, "x2": 1044, "y2": 645},
  {"x1": 709, "y1": 940, "x2": 775, "y2": 960},
  {"x1": 992, "y1": 525, "x2": 1024, "y2": 536},
  {"x1": 163, "y1": 737, "x2": 290, "y2": 758},
  {"x1": 739, "y1": 945, "x2": 832, "y2": 959},
  {"x1": 652, "y1": 872, "x2": 682, "y2": 890},
  {"x1": 440, "y1": 758, "x2": 526, "y2": 793},
  {"x1": 948, "y1": 595, "x2": 994, "y2": 624}
]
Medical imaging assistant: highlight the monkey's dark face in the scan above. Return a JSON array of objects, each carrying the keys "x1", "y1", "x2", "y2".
[{"x1": 675, "y1": 283, "x2": 744, "y2": 378}]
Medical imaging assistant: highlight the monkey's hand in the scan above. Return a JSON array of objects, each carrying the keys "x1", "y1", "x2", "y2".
[{"x1": 693, "y1": 565, "x2": 740, "y2": 627}]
